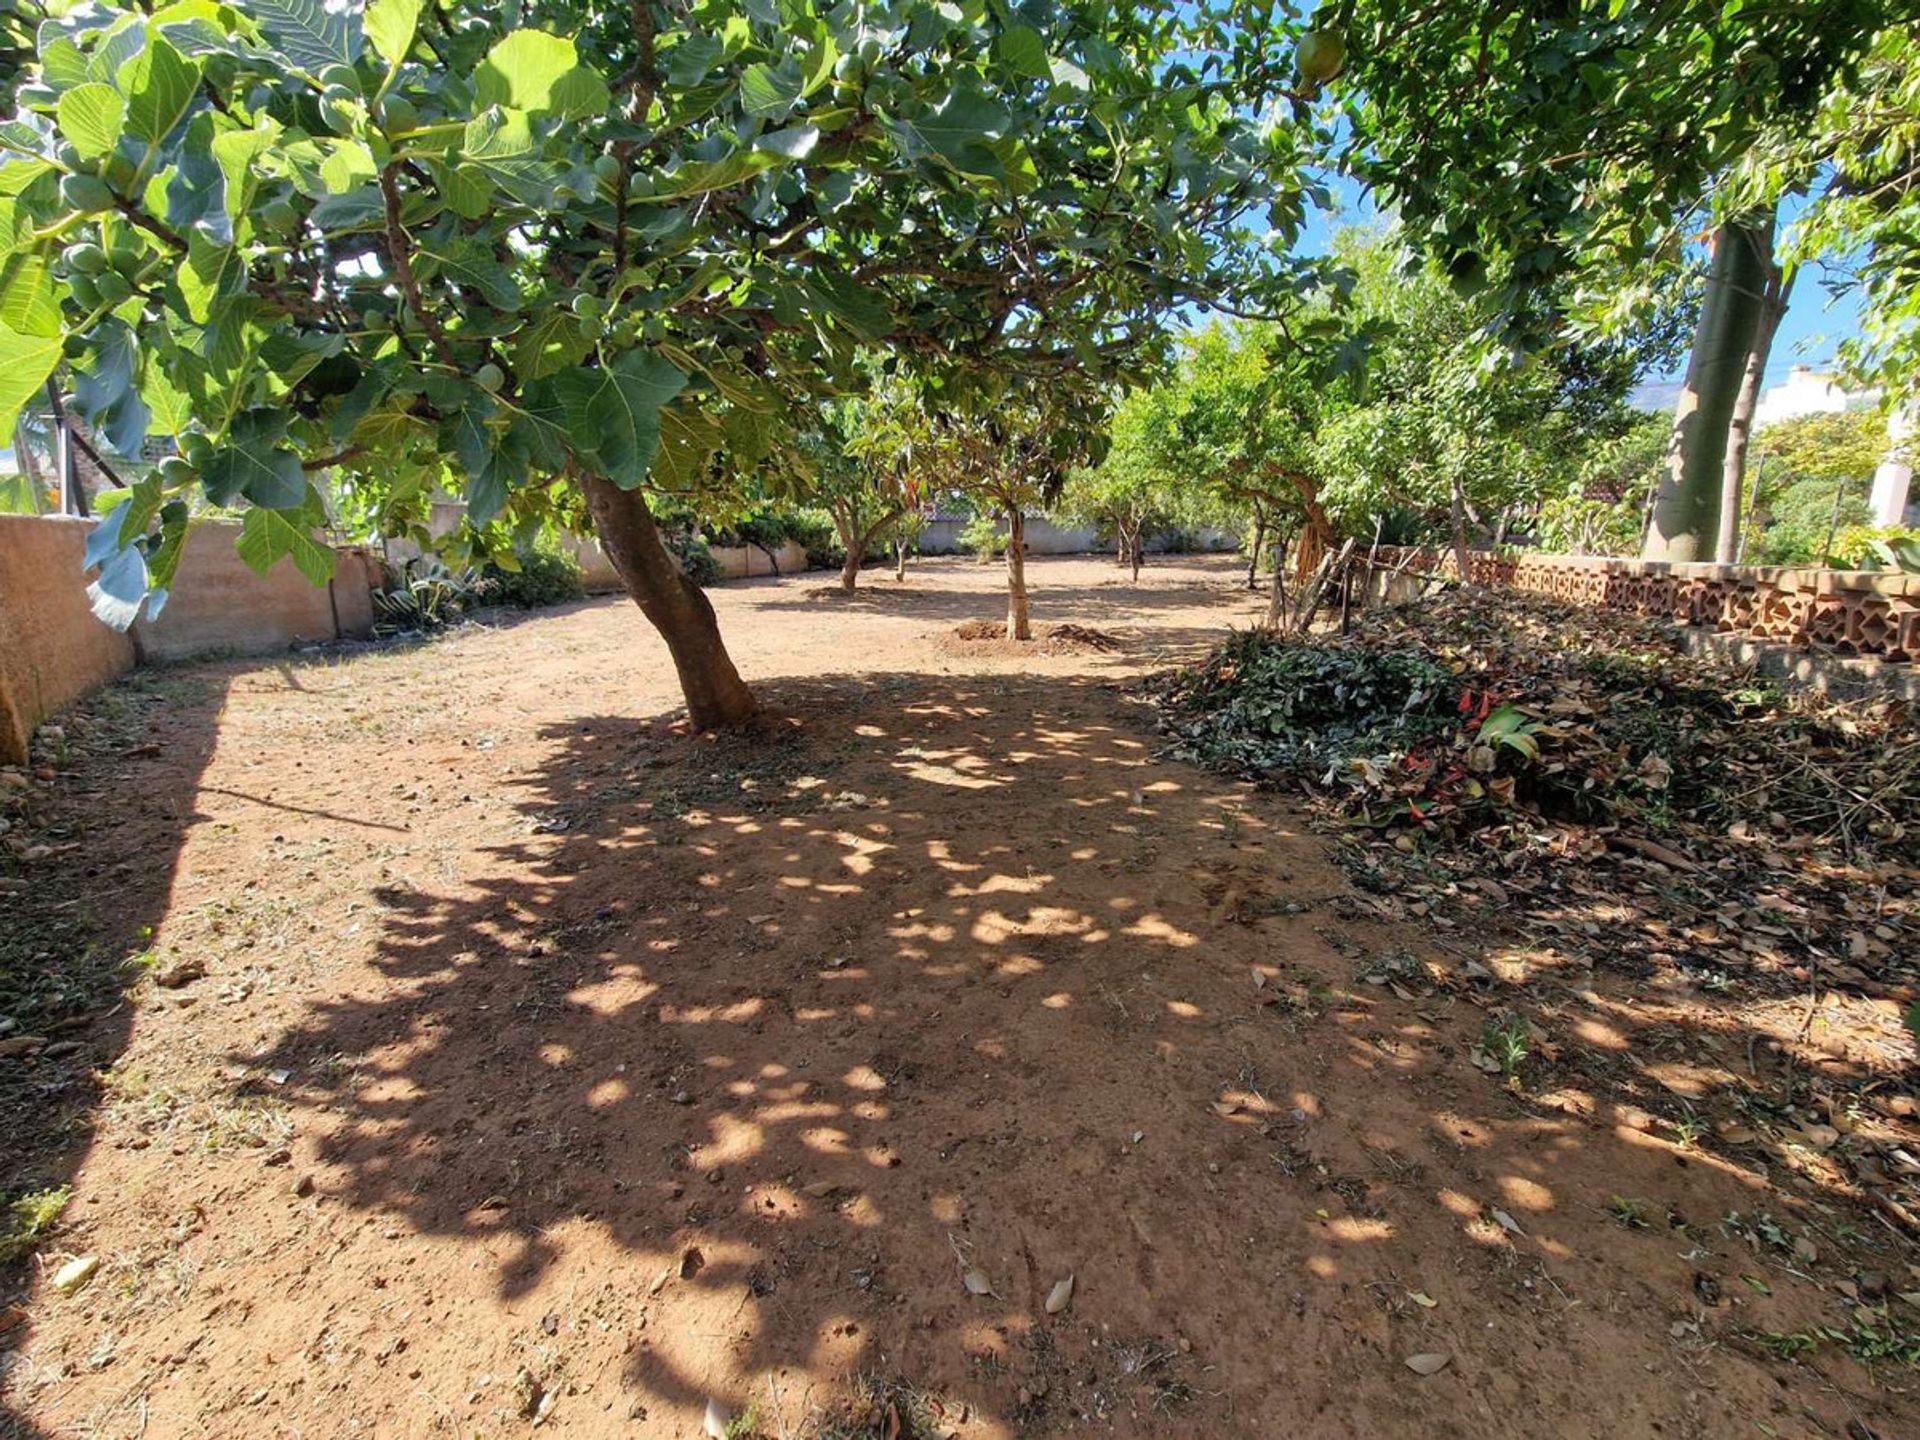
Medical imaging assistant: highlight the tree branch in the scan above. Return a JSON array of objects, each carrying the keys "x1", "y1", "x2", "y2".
[{"x1": 378, "y1": 166, "x2": 457, "y2": 364}]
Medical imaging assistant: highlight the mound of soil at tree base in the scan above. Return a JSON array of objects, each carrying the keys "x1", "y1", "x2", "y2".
[{"x1": 945, "y1": 619, "x2": 1124, "y2": 655}]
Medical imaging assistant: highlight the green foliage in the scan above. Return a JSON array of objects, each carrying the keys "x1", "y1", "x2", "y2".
[
  {"x1": 1534, "y1": 491, "x2": 1644, "y2": 558},
  {"x1": 4, "y1": 1, "x2": 1315, "y2": 629},
  {"x1": 778, "y1": 508, "x2": 843, "y2": 571},
  {"x1": 1761, "y1": 27, "x2": 1920, "y2": 403},
  {"x1": 1154, "y1": 631, "x2": 1458, "y2": 781},
  {"x1": 1755, "y1": 410, "x2": 1888, "y2": 487},
  {"x1": 958, "y1": 512, "x2": 1005, "y2": 560},
  {"x1": 1327, "y1": 2, "x2": 1888, "y2": 345},
  {"x1": 1828, "y1": 525, "x2": 1920, "y2": 572},
  {"x1": 663, "y1": 527, "x2": 721, "y2": 588},
  {"x1": 1533, "y1": 412, "x2": 1669, "y2": 557},
  {"x1": 1478, "y1": 1013, "x2": 1530, "y2": 1077},
  {"x1": 482, "y1": 545, "x2": 583, "y2": 609},
  {"x1": 1316, "y1": 230, "x2": 1642, "y2": 533},
  {"x1": 1747, "y1": 410, "x2": 1888, "y2": 565},
  {"x1": 1112, "y1": 313, "x2": 1342, "y2": 540},
  {"x1": 703, "y1": 502, "x2": 836, "y2": 566},
  {"x1": 1, "y1": 1186, "x2": 71, "y2": 1266}
]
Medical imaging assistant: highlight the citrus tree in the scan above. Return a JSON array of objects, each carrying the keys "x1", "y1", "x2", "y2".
[
  {"x1": 0, "y1": 0, "x2": 1313, "y2": 727},
  {"x1": 1116, "y1": 315, "x2": 1360, "y2": 596},
  {"x1": 1315, "y1": 230, "x2": 1646, "y2": 577},
  {"x1": 1051, "y1": 449, "x2": 1184, "y2": 582}
]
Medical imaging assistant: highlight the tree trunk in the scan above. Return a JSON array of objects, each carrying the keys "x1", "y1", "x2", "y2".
[
  {"x1": 1736, "y1": 448, "x2": 1763, "y2": 563},
  {"x1": 839, "y1": 542, "x2": 863, "y2": 592},
  {"x1": 1263, "y1": 532, "x2": 1292, "y2": 629},
  {"x1": 1449, "y1": 472, "x2": 1474, "y2": 584},
  {"x1": 1116, "y1": 530, "x2": 1128, "y2": 567},
  {"x1": 582, "y1": 474, "x2": 759, "y2": 730},
  {"x1": 1124, "y1": 521, "x2": 1143, "y2": 582},
  {"x1": 1716, "y1": 248, "x2": 1793, "y2": 563},
  {"x1": 1005, "y1": 506, "x2": 1031, "y2": 641},
  {"x1": 1246, "y1": 510, "x2": 1267, "y2": 590},
  {"x1": 894, "y1": 537, "x2": 908, "y2": 581},
  {"x1": 1645, "y1": 218, "x2": 1772, "y2": 562},
  {"x1": 1295, "y1": 495, "x2": 1333, "y2": 584},
  {"x1": 1821, "y1": 477, "x2": 1849, "y2": 566}
]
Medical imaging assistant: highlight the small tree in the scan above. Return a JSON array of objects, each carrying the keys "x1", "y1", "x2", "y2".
[
  {"x1": 1056, "y1": 391, "x2": 1211, "y2": 581},
  {"x1": 1052, "y1": 464, "x2": 1152, "y2": 581},
  {"x1": 936, "y1": 389, "x2": 1100, "y2": 639},
  {"x1": 825, "y1": 379, "x2": 943, "y2": 592}
]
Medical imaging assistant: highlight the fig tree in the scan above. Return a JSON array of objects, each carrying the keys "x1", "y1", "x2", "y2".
[
  {"x1": 1296, "y1": 30, "x2": 1345, "y2": 85},
  {"x1": 63, "y1": 242, "x2": 109, "y2": 275},
  {"x1": 381, "y1": 95, "x2": 418, "y2": 134},
  {"x1": 59, "y1": 173, "x2": 117, "y2": 214}
]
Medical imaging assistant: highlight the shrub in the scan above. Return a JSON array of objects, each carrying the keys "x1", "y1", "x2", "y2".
[
  {"x1": 1536, "y1": 492, "x2": 1643, "y2": 556},
  {"x1": 482, "y1": 547, "x2": 585, "y2": 609},
  {"x1": 1827, "y1": 524, "x2": 1920, "y2": 571},
  {"x1": 1752, "y1": 474, "x2": 1872, "y2": 566},
  {"x1": 781, "y1": 508, "x2": 845, "y2": 569},
  {"x1": 665, "y1": 528, "x2": 722, "y2": 587},
  {"x1": 703, "y1": 504, "x2": 843, "y2": 570},
  {"x1": 959, "y1": 513, "x2": 1006, "y2": 561}
]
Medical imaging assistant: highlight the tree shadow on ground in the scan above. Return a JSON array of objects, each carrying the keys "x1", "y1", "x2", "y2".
[
  {"x1": 1, "y1": 668, "x2": 228, "y2": 1440},
  {"x1": 211, "y1": 671, "x2": 1920, "y2": 1437}
]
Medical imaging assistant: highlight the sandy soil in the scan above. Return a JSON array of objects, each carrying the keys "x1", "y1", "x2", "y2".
[{"x1": 2, "y1": 556, "x2": 1915, "y2": 1439}]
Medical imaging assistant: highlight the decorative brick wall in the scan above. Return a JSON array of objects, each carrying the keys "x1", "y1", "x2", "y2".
[{"x1": 1367, "y1": 548, "x2": 1919, "y2": 666}]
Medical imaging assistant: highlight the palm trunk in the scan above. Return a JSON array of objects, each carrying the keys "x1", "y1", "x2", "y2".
[
  {"x1": 1716, "y1": 251, "x2": 1793, "y2": 563},
  {"x1": 1645, "y1": 218, "x2": 1772, "y2": 562},
  {"x1": 582, "y1": 475, "x2": 758, "y2": 730},
  {"x1": 1005, "y1": 507, "x2": 1031, "y2": 641}
]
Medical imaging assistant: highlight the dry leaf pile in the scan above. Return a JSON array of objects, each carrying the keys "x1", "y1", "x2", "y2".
[
  {"x1": 1157, "y1": 587, "x2": 1920, "y2": 1252},
  {"x1": 1155, "y1": 588, "x2": 1916, "y2": 999}
]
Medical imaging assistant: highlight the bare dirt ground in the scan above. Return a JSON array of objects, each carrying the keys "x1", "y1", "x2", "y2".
[{"x1": 2, "y1": 555, "x2": 1916, "y2": 1439}]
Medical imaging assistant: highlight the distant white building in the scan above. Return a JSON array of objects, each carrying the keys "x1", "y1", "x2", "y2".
[{"x1": 1752, "y1": 365, "x2": 1878, "y2": 429}]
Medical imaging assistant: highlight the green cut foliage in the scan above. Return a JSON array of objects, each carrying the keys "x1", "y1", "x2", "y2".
[{"x1": 1155, "y1": 630, "x2": 1458, "y2": 781}]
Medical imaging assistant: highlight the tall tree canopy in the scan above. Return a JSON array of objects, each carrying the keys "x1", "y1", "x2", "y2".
[
  {"x1": 1321, "y1": 0, "x2": 1897, "y2": 562},
  {"x1": 1, "y1": 0, "x2": 1316, "y2": 726}
]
